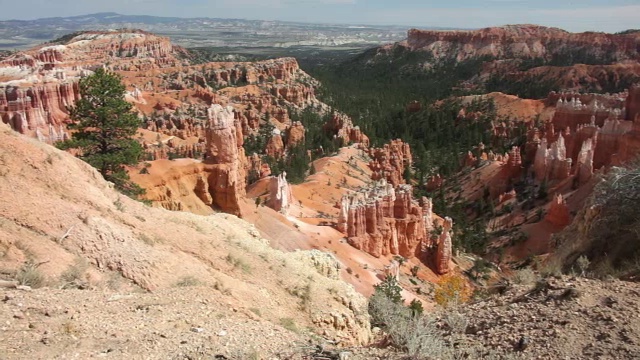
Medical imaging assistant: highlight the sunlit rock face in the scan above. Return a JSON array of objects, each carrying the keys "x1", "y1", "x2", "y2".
[
  {"x1": 268, "y1": 172, "x2": 293, "y2": 215},
  {"x1": 204, "y1": 104, "x2": 247, "y2": 216}
]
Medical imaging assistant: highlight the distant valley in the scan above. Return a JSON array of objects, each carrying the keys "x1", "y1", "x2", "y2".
[{"x1": 0, "y1": 12, "x2": 425, "y2": 50}]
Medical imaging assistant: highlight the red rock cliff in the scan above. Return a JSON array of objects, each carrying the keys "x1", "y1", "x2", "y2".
[
  {"x1": 339, "y1": 181, "x2": 429, "y2": 259},
  {"x1": 406, "y1": 25, "x2": 640, "y2": 62},
  {"x1": 0, "y1": 82, "x2": 80, "y2": 140}
]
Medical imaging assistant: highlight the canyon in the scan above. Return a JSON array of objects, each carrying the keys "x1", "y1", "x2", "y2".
[
  {"x1": 0, "y1": 29, "x2": 454, "y2": 301},
  {"x1": 2, "y1": 22, "x2": 640, "y2": 359}
]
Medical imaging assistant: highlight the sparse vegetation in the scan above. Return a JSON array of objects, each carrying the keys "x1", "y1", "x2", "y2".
[
  {"x1": 511, "y1": 267, "x2": 539, "y2": 285},
  {"x1": 226, "y1": 253, "x2": 252, "y2": 274},
  {"x1": 279, "y1": 317, "x2": 299, "y2": 333},
  {"x1": 576, "y1": 255, "x2": 591, "y2": 277},
  {"x1": 60, "y1": 257, "x2": 89, "y2": 288},
  {"x1": 138, "y1": 233, "x2": 163, "y2": 246},
  {"x1": 16, "y1": 261, "x2": 45, "y2": 288},
  {"x1": 174, "y1": 275, "x2": 201, "y2": 287}
]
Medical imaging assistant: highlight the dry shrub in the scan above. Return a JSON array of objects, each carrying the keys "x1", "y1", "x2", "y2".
[
  {"x1": 16, "y1": 261, "x2": 45, "y2": 288},
  {"x1": 511, "y1": 267, "x2": 538, "y2": 285},
  {"x1": 434, "y1": 274, "x2": 472, "y2": 308},
  {"x1": 174, "y1": 275, "x2": 201, "y2": 287}
]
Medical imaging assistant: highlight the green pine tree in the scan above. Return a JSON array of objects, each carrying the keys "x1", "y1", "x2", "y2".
[
  {"x1": 57, "y1": 68, "x2": 144, "y2": 197},
  {"x1": 373, "y1": 275, "x2": 404, "y2": 304}
]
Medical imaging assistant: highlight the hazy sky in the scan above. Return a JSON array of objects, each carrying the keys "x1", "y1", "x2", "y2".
[{"x1": 0, "y1": 0, "x2": 638, "y2": 32}]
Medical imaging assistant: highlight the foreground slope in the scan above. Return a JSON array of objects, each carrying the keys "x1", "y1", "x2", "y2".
[{"x1": 0, "y1": 122, "x2": 371, "y2": 358}]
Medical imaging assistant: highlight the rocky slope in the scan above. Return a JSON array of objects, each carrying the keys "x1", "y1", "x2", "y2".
[
  {"x1": 0, "y1": 121, "x2": 372, "y2": 357},
  {"x1": 452, "y1": 275, "x2": 640, "y2": 359}
]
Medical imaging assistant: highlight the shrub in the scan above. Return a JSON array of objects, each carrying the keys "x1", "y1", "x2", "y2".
[
  {"x1": 60, "y1": 258, "x2": 89, "y2": 288},
  {"x1": 16, "y1": 261, "x2": 45, "y2": 288},
  {"x1": 434, "y1": 274, "x2": 472, "y2": 308},
  {"x1": 279, "y1": 318, "x2": 298, "y2": 333},
  {"x1": 174, "y1": 275, "x2": 201, "y2": 287},
  {"x1": 576, "y1": 255, "x2": 591, "y2": 277},
  {"x1": 368, "y1": 291, "x2": 449, "y2": 358},
  {"x1": 226, "y1": 254, "x2": 252, "y2": 274},
  {"x1": 409, "y1": 299, "x2": 424, "y2": 317},
  {"x1": 374, "y1": 276, "x2": 403, "y2": 304},
  {"x1": 410, "y1": 265, "x2": 420, "y2": 277},
  {"x1": 511, "y1": 267, "x2": 538, "y2": 285}
]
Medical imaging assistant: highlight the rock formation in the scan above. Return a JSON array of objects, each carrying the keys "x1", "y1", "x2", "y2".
[
  {"x1": 406, "y1": 25, "x2": 640, "y2": 62},
  {"x1": 489, "y1": 146, "x2": 523, "y2": 197},
  {"x1": 368, "y1": 139, "x2": 412, "y2": 186},
  {"x1": 618, "y1": 116, "x2": 640, "y2": 164},
  {"x1": 268, "y1": 172, "x2": 293, "y2": 215},
  {"x1": 286, "y1": 121, "x2": 305, "y2": 147},
  {"x1": 575, "y1": 138, "x2": 595, "y2": 185},
  {"x1": 425, "y1": 174, "x2": 443, "y2": 191},
  {"x1": 534, "y1": 135, "x2": 572, "y2": 182},
  {"x1": 0, "y1": 82, "x2": 81, "y2": 139},
  {"x1": 530, "y1": 88, "x2": 640, "y2": 188},
  {"x1": 545, "y1": 194, "x2": 571, "y2": 228},
  {"x1": 324, "y1": 113, "x2": 369, "y2": 147},
  {"x1": 337, "y1": 179, "x2": 451, "y2": 273},
  {"x1": 265, "y1": 128, "x2": 285, "y2": 158},
  {"x1": 626, "y1": 85, "x2": 640, "y2": 122},
  {"x1": 203, "y1": 104, "x2": 246, "y2": 215},
  {"x1": 436, "y1": 217, "x2": 453, "y2": 275},
  {"x1": 338, "y1": 181, "x2": 426, "y2": 258}
]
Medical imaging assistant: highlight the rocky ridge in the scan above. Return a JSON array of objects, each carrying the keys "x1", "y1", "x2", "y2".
[{"x1": 406, "y1": 25, "x2": 640, "y2": 62}]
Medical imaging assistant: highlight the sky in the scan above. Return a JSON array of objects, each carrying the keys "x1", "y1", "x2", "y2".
[{"x1": 0, "y1": 0, "x2": 638, "y2": 32}]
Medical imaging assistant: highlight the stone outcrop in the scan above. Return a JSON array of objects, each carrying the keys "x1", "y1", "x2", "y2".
[
  {"x1": 1, "y1": 82, "x2": 80, "y2": 139},
  {"x1": 286, "y1": 121, "x2": 305, "y2": 148},
  {"x1": 489, "y1": 146, "x2": 523, "y2": 197},
  {"x1": 337, "y1": 180, "x2": 444, "y2": 262},
  {"x1": 626, "y1": 85, "x2": 640, "y2": 122},
  {"x1": 294, "y1": 250, "x2": 341, "y2": 280},
  {"x1": 368, "y1": 139, "x2": 412, "y2": 186},
  {"x1": 268, "y1": 172, "x2": 293, "y2": 215},
  {"x1": 531, "y1": 88, "x2": 640, "y2": 187},
  {"x1": 324, "y1": 113, "x2": 369, "y2": 147},
  {"x1": 436, "y1": 217, "x2": 453, "y2": 275},
  {"x1": 618, "y1": 116, "x2": 640, "y2": 163},
  {"x1": 203, "y1": 104, "x2": 246, "y2": 215},
  {"x1": 575, "y1": 138, "x2": 595, "y2": 185},
  {"x1": 265, "y1": 128, "x2": 285, "y2": 158},
  {"x1": 545, "y1": 194, "x2": 571, "y2": 228},
  {"x1": 593, "y1": 119, "x2": 632, "y2": 168},
  {"x1": 339, "y1": 181, "x2": 423, "y2": 258},
  {"x1": 551, "y1": 93, "x2": 627, "y2": 131},
  {"x1": 425, "y1": 174, "x2": 443, "y2": 192},
  {"x1": 534, "y1": 135, "x2": 572, "y2": 182}
]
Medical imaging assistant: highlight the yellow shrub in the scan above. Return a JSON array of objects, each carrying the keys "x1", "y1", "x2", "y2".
[{"x1": 434, "y1": 274, "x2": 472, "y2": 308}]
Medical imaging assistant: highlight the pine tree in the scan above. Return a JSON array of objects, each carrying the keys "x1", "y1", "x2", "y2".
[
  {"x1": 57, "y1": 68, "x2": 144, "y2": 196},
  {"x1": 373, "y1": 275, "x2": 403, "y2": 304}
]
